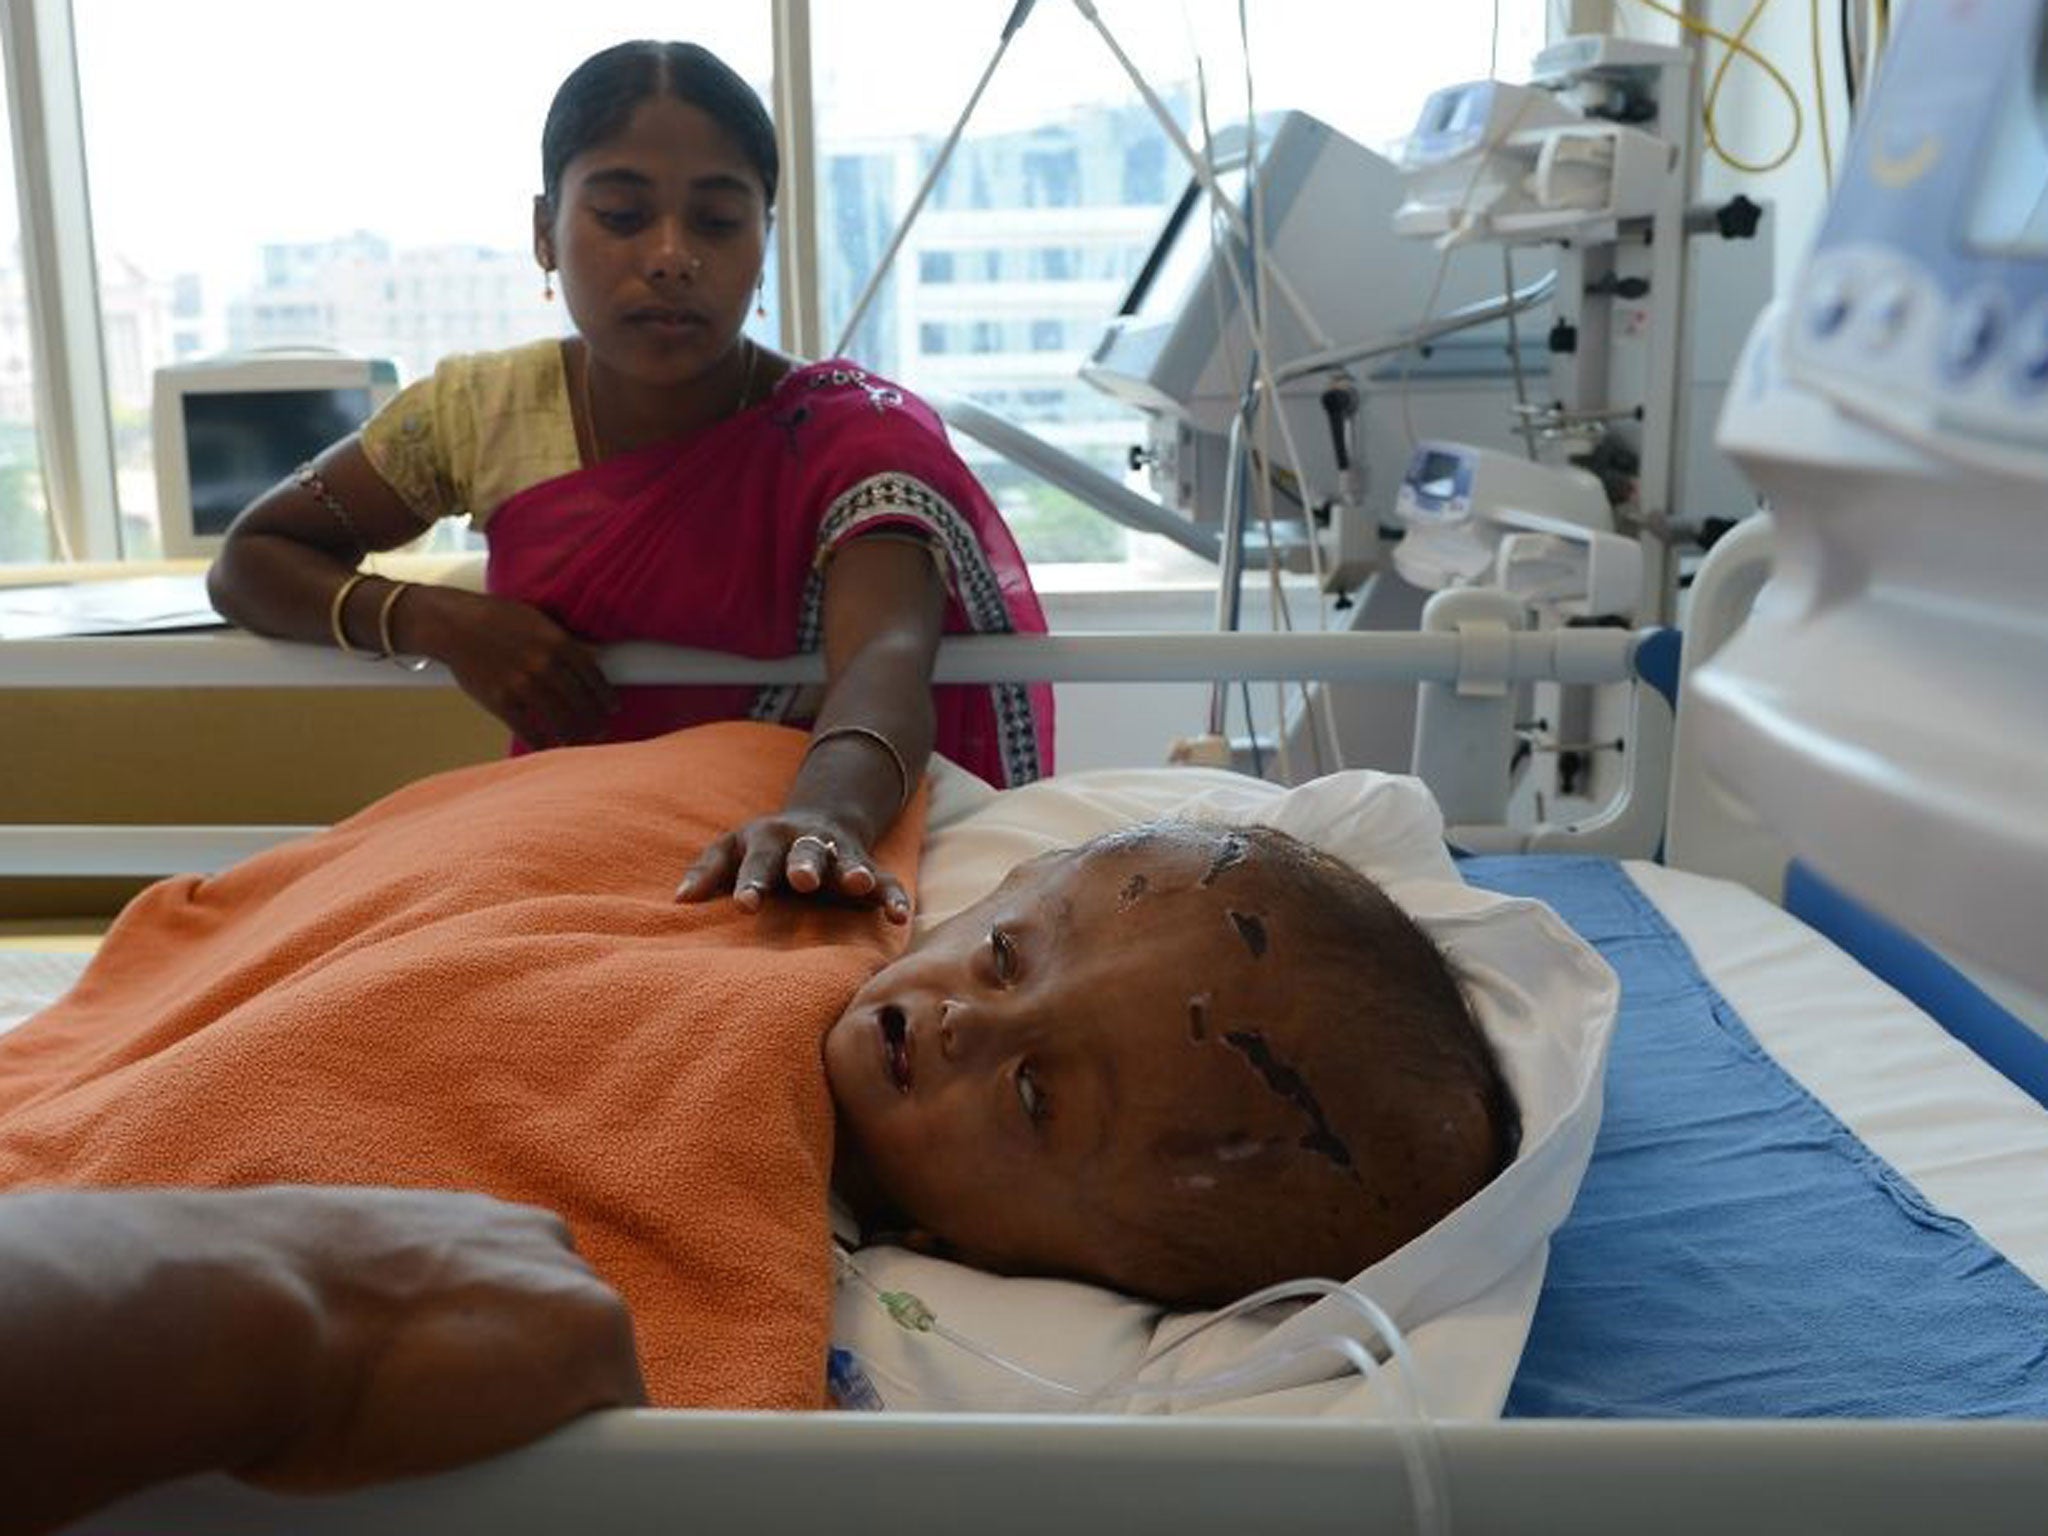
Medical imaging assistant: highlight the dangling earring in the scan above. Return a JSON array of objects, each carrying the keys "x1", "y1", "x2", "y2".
[
  {"x1": 755, "y1": 274, "x2": 768, "y2": 321},
  {"x1": 542, "y1": 269, "x2": 555, "y2": 302}
]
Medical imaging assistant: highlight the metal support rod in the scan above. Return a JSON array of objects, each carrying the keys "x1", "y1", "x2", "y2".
[
  {"x1": 830, "y1": 2, "x2": 1036, "y2": 357},
  {"x1": 1270, "y1": 271, "x2": 1558, "y2": 388},
  {"x1": 928, "y1": 394, "x2": 1220, "y2": 561},
  {"x1": 0, "y1": 628, "x2": 1643, "y2": 690}
]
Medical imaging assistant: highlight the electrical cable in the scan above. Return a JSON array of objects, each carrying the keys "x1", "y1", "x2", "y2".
[
  {"x1": 1235, "y1": 0, "x2": 1318, "y2": 782},
  {"x1": 1181, "y1": 17, "x2": 1344, "y2": 778},
  {"x1": 1810, "y1": 0, "x2": 1835, "y2": 186},
  {"x1": 1626, "y1": 0, "x2": 1805, "y2": 176}
]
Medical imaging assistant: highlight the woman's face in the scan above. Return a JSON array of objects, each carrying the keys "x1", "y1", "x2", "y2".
[{"x1": 535, "y1": 94, "x2": 768, "y2": 389}]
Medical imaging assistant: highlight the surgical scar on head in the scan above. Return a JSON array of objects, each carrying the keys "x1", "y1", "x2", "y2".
[
  {"x1": 1227, "y1": 911, "x2": 1268, "y2": 958},
  {"x1": 1200, "y1": 834, "x2": 1249, "y2": 887},
  {"x1": 1222, "y1": 1029, "x2": 1361, "y2": 1181},
  {"x1": 1118, "y1": 873, "x2": 1150, "y2": 909}
]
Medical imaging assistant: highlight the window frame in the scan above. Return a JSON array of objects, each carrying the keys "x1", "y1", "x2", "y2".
[{"x1": 1, "y1": 0, "x2": 121, "y2": 560}]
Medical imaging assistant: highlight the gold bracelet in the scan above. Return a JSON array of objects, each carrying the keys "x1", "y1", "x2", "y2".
[
  {"x1": 374, "y1": 579, "x2": 408, "y2": 660},
  {"x1": 375, "y1": 579, "x2": 434, "y2": 673},
  {"x1": 804, "y1": 724, "x2": 913, "y2": 811},
  {"x1": 328, "y1": 572, "x2": 375, "y2": 656}
]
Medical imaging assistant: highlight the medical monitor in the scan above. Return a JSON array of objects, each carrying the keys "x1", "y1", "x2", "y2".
[
  {"x1": 1082, "y1": 111, "x2": 1524, "y2": 434},
  {"x1": 153, "y1": 352, "x2": 398, "y2": 559}
]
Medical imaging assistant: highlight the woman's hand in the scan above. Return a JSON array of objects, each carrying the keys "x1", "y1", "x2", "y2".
[
  {"x1": 402, "y1": 587, "x2": 618, "y2": 749},
  {"x1": 676, "y1": 814, "x2": 912, "y2": 925}
]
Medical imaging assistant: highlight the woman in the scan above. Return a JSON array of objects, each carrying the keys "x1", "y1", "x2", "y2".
[{"x1": 208, "y1": 40, "x2": 1053, "y2": 921}]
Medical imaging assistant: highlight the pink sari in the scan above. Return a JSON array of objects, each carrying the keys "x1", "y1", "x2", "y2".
[{"x1": 485, "y1": 360, "x2": 1053, "y2": 787}]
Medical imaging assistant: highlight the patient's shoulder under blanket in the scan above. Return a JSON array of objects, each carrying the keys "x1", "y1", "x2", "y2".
[{"x1": 0, "y1": 721, "x2": 923, "y2": 1410}]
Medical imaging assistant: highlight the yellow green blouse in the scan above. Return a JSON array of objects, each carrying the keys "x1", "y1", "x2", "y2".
[{"x1": 359, "y1": 339, "x2": 581, "y2": 530}]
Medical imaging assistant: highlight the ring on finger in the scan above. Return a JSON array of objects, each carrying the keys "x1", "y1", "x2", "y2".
[{"x1": 790, "y1": 833, "x2": 839, "y2": 860}]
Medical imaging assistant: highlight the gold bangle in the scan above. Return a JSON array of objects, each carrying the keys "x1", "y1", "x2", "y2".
[
  {"x1": 328, "y1": 572, "x2": 374, "y2": 656},
  {"x1": 374, "y1": 579, "x2": 409, "y2": 660},
  {"x1": 375, "y1": 580, "x2": 434, "y2": 673},
  {"x1": 804, "y1": 724, "x2": 913, "y2": 811}
]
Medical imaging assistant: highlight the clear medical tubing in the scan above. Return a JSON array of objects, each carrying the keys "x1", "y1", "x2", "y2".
[{"x1": 836, "y1": 1251, "x2": 1449, "y2": 1536}]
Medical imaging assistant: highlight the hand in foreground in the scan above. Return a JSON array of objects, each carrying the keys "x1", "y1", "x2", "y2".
[
  {"x1": 241, "y1": 1187, "x2": 645, "y2": 1491},
  {"x1": 675, "y1": 815, "x2": 912, "y2": 925},
  {"x1": 415, "y1": 588, "x2": 618, "y2": 748}
]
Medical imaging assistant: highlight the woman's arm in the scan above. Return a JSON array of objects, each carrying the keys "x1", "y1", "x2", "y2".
[
  {"x1": 0, "y1": 1186, "x2": 643, "y2": 1536},
  {"x1": 678, "y1": 536, "x2": 945, "y2": 920},
  {"x1": 208, "y1": 439, "x2": 616, "y2": 747}
]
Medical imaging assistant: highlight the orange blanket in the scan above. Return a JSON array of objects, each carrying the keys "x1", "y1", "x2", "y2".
[{"x1": 0, "y1": 721, "x2": 922, "y2": 1409}]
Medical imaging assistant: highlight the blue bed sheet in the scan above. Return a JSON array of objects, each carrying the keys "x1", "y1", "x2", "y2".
[{"x1": 1460, "y1": 856, "x2": 2048, "y2": 1419}]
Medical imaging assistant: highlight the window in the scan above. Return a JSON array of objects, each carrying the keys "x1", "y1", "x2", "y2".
[
  {"x1": 0, "y1": 91, "x2": 48, "y2": 563},
  {"x1": 69, "y1": 1, "x2": 773, "y2": 557},
  {"x1": 14, "y1": 1, "x2": 1548, "y2": 572},
  {"x1": 815, "y1": 0, "x2": 1546, "y2": 571},
  {"x1": 1035, "y1": 247, "x2": 1076, "y2": 281}
]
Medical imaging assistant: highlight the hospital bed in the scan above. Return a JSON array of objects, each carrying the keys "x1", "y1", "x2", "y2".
[
  {"x1": 5, "y1": 546, "x2": 2048, "y2": 1533},
  {"x1": 13, "y1": 2, "x2": 2048, "y2": 1522}
]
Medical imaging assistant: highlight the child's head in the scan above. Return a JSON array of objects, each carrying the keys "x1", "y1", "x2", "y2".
[
  {"x1": 825, "y1": 822, "x2": 1519, "y2": 1307},
  {"x1": 533, "y1": 42, "x2": 775, "y2": 387}
]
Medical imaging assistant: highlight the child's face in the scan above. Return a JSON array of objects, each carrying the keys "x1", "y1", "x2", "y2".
[
  {"x1": 537, "y1": 95, "x2": 768, "y2": 389},
  {"x1": 825, "y1": 830, "x2": 1373, "y2": 1296}
]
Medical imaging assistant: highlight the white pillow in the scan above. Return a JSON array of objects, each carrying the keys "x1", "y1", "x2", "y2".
[{"x1": 833, "y1": 761, "x2": 1618, "y2": 1422}]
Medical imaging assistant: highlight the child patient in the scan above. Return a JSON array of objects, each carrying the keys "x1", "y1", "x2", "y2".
[
  {"x1": 0, "y1": 725, "x2": 1514, "y2": 1408},
  {"x1": 828, "y1": 821, "x2": 1519, "y2": 1308}
]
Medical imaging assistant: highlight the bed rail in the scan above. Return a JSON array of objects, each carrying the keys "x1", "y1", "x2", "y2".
[
  {"x1": 78, "y1": 1413, "x2": 2048, "y2": 1536},
  {"x1": 2, "y1": 627, "x2": 1645, "y2": 877}
]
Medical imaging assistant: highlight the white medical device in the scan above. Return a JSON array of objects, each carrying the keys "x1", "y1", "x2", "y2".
[
  {"x1": 1392, "y1": 441, "x2": 1639, "y2": 620},
  {"x1": 152, "y1": 350, "x2": 398, "y2": 558},
  {"x1": 1081, "y1": 110, "x2": 1547, "y2": 581},
  {"x1": 1394, "y1": 79, "x2": 1677, "y2": 246},
  {"x1": 1085, "y1": 111, "x2": 1520, "y2": 436},
  {"x1": 1701, "y1": 0, "x2": 2048, "y2": 993}
]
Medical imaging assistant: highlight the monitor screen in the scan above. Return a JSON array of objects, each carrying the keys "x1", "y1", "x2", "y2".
[
  {"x1": 1126, "y1": 167, "x2": 1249, "y2": 325},
  {"x1": 180, "y1": 387, "x2": 374, "y2": 537}
]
